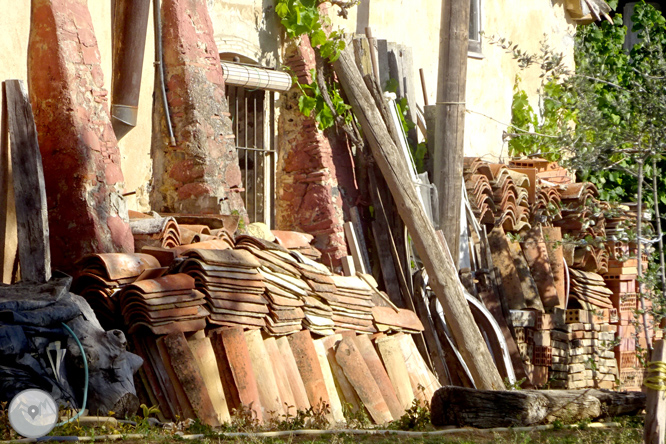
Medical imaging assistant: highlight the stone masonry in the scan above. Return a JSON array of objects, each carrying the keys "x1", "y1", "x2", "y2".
[
  {"x1": 28, "y1": 0, "x2": 134, "y2": 273},
  {"x1": 150, "y1": 0, "x2": 246, "y2": 217},
  {"x1": 277, "y1": 38, "x2": 359, "y2": 268}
]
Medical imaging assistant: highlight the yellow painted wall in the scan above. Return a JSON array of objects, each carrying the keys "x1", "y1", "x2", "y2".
[
  {"x1": 328, "y1": 0, "x2": 576, "y2": 162},
  {"x1": 0, "y1": 0, "x2": 155, "y2": 215}
]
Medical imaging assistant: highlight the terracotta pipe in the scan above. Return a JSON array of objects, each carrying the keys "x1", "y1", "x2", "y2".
[{"x1": 111, "y1": 0, "x2": 151, "y2": 140}]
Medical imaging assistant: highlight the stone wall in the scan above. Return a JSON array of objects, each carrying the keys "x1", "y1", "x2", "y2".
[
  {"x1": 149, "y1": 0, "x2": 246, "y2": 217},
  {"x1": 27, "y1": 0, "x2": 134, "y2": 273}
]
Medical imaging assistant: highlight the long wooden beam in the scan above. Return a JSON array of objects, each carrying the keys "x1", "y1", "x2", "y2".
[{"x1": 333, "y1": 48, "x2": 503, "y2": 390}]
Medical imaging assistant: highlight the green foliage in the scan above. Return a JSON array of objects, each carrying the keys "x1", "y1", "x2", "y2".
[
  {"x1": 389, "y1": 398, "x2": 431, "y2": 431},
  {"x1": 297, "y1": 70, "x2": 352, "y2": 130},
  {"x1": 504, "y1": 377, "x2": 527, "y2": 390},
  {"x1": 275, "y1": 0, "x2": 347, "y2": 62},
  {"x1": 276, "y1": 1, "x2": 357, "y2": 130}
]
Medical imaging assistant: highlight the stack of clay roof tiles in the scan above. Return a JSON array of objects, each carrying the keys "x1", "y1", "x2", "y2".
[
  {"x1": 72, "y1": 253, "x2": 162, "y2": 329},
  {"x1": 129, "y1": 213, "x2": 181, "y2": 250},
  {"x1": 468, "y1": 158, "x2": 657, "y2": 392},
  {"x1": 464, "y1": 157, "x2": 531, "y2": 233},
  {"x1": 74, "y1": 215, "x2": 432, "y2": 426},
  {"x1": 178, "y1": 249, "x2": 269, "y2": 329},
  {"x1": 118, "y1": 273, "x2": 209, "y2": 335}
]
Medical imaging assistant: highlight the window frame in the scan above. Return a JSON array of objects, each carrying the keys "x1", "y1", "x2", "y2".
[{"x1": 468, "y1": 0, "x2": 484, "y2": 58}]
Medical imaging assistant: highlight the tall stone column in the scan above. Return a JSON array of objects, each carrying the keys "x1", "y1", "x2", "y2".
[
  {"x1": 277, "y1": 38, "x2": 358, "y2": 268},
  {"x1": 28, "y1": 0, "x2": 134, "y2": 273},
  {"x1": 150, "y1": 0, "x2": 246, "y2": 217}
]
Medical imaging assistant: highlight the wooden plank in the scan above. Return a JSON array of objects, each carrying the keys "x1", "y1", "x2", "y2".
[
  {"x1": 333, "y1": 48, "x2": 503, "y2": 390},
  {"x1": 340, "y1": 256, "x2": 356, "y2": 276},
  {"x1": 352, "y1": 37, "x2": 373, "y2": 78},
  {"x1": 377, "y1": 39, "x2": 389, "y2": 91},
  {"x1": 4, "y1": 80, "x2": 50, "y2": 283},
  {"x1": 344, "y1": 221, "x2": 367, "y2": 275},
  {"x1": 0, "y1": 83, "x2": 18, "y2": 284},
  {"x1": 370, "y1": 221, "x2": 402, "y2": 306},
  {"x1": 432, "y1": 386, "x2": 646, "y2": 428},
  {"x1": 349, "y1": 207, "x2": 372, "y2": 276},
  {"x1": 645, "y1": 339, "x2": 666, "y2": 444}
]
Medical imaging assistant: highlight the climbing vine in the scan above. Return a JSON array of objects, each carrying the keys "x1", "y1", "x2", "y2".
[{"x1": 275, "y1": 0, "x2": 358, "y2": 130}]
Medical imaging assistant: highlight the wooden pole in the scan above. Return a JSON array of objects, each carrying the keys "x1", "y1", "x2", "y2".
[
  {"x1": 644, "y1": 339, "x2": 666, "y2": 444},
  {"x1": 433, "y1": 0, "x2": 471, "y2": 268},
  {"x1": 333, "y1": 48, "x2": 504, "y2": 390}
]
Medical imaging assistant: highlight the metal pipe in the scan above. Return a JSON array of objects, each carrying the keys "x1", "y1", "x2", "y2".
[
  {"x1": 153, "y1": 0, "x2": 176, "y2": 146},
  {"x1": 111, "y1": 0, "x2": 150, "y2": 140}
]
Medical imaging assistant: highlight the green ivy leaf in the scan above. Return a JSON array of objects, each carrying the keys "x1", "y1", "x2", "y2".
[{"x1": 310, "y1": 29, "x2": 327, "y2": 47}]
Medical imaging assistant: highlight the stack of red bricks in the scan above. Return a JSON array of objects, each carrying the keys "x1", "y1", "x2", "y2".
[{"x1": 603, "y1": 243, "x2": 650, "y2": 390}]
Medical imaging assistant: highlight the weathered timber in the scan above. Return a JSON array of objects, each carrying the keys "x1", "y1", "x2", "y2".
[
  {"x1": 433, "y1": 0, "x2": 471, "y2": 266},
  {"x1": 431, "y1": 386, "x2": 646, "y2": 428},
  {"x1": 645, "y1": 339, "x2": 666, "y2": 444},
  {"x1": 333, "y1": 47, "x2": 503, "y2": 390},
  {"x1": 4, "y1": 80, "x2": 50, "y2": 283},
  {"x1": 0, "y1": 83, "x2": 18, "y2": 284}
]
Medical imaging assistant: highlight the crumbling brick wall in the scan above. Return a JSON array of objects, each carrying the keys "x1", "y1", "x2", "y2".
[
  {"x1": 150, "y1": 0, "x2": 246, "y2": 217},
  {"x1": 277, "y1": 38, "x2": 359, "y2": 268},
  {"x1": 28, "y1": 0, "x2": 134, "y2": 273}
]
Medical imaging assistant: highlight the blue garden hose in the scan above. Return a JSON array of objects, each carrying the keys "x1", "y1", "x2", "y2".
[{"x1": 55, "y1": 323, "x2": 88, "y2": 426}]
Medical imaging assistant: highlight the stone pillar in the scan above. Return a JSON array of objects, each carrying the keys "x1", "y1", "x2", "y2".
[
  {"x1": 277, "y1": 38, "x2": 359, "y2": 268},
  {"x1": 28, "y1": 0, "x2": 134, "y2": 273},
  {"x1": 150, "y1": 0, "x2": 245, "y2": 217}
]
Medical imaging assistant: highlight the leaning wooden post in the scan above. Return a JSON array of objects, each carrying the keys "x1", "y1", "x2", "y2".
[
  {"x1": 4, "y1": 80, "x2": 51, "y2": 283},
  {"x1": 645, "y1": 338, "x2": 666, "y2": 444},
  {"x1": 333, "y1": 48, "x2": 504, "y2": 390}
]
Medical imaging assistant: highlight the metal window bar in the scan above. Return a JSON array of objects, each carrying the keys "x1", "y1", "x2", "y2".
[{"x1": 226, "y1": 85, "x2": 276, "y2": 226}]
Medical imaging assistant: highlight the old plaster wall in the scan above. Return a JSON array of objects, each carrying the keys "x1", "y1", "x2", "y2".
[
  {"x1": 0, "y1": 0, "x2": 155, "y2": 281},
  {"x1": 207, "y1": 0, "x2": 281, "y2": 67},
  {"x1": 0, "y1": 1, "x2": 155, "y2": 213},
  {"x1": 328, "y1": 0, "x2": 576, "y2": 162}
]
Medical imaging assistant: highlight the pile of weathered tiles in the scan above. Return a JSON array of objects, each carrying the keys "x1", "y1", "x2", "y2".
[
  {"x1": 131, "y1": 327, "x2": 435, "y2": 426},
  {"x1": 178, "y1": 248, "x2": 268, "y2": 329},
  {"x1": 74, "y1": 217, "x2": 432, "y2": 427},
  {"x1": 118, "y1": 273, "x2": 209, "y2": 335},
  {"x1": 129, "y1": 212, "x2": 181, "y2": 250},
  {"x1": 329, "y1": 275, "x2": 376, "y2": 333},
  {"x1": 473, "y1": 158, "x2": 655, "y2": 391},
  {"x1": 464, "y1": 157, "x2": 531, "y2": 233},
  {"x1": 72, "y1": 253, "x2": 161, "y2": 329}
]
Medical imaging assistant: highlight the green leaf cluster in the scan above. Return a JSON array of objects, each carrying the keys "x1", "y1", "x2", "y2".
[
  {"x1": 276, "y1": 1, "x2": 356, "y2": 130},
  {"x1": 275, "y1": 0, "x2": 347, "y2": 62},
  {"x1": 297, "y1": 69, "x2": 352, "y2": 130},
  {"x1": 504, "y1": 1, "x2": 666, "y2": 212}
]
